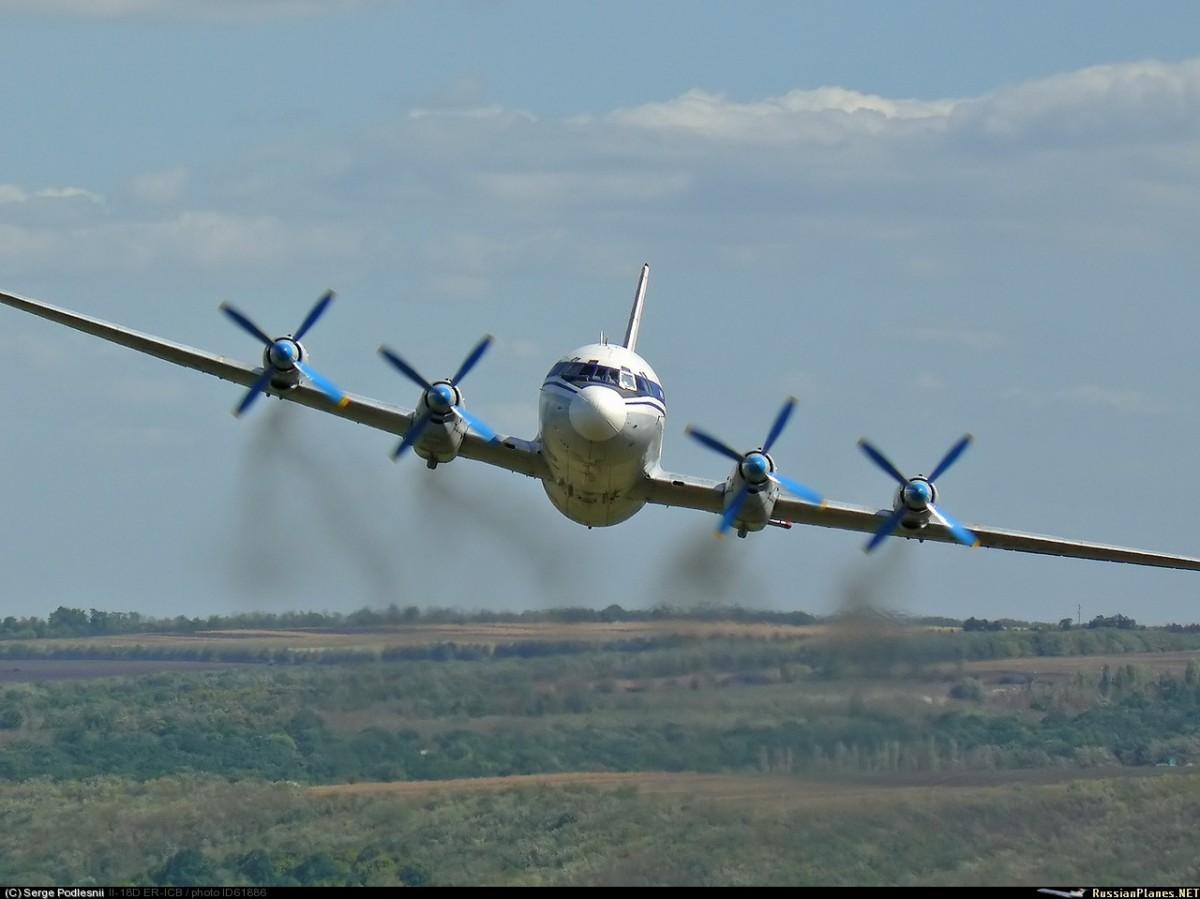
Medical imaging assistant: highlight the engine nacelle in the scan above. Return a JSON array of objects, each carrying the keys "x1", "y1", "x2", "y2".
[
  {"x1": 723, "y1": 450, "x2": 781, "y2": 537},
  {"x1": 411, "y1": 380, "x2": 469, "y2": 466},
  {"x1": 893, "y1": 476, "x2": 936, "y2": 531},
  {"x1": 261, "y1": 337, "x2": 306, "y2": 391}
]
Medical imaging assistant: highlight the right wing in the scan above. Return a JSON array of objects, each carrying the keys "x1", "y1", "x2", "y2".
[
  {"x1": 0, "y1": 289, "x2": 548, "y2": 480},
  {"x1": 635, "y1": 469, "x2": 1200, "y2": 572}
]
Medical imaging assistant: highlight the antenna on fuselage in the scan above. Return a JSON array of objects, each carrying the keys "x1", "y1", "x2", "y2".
[{"x1": 623, "y1": 263, "x2": 649, "y2": 353}]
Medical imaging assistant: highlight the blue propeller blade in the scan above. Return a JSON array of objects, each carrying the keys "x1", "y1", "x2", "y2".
[
  {"x1": 392, "y1": 414, "x2": 432, "y2": 460},
  {"x1": 293, "y1": 360, "x2": 348, "y2": 407},
  {"x1": 858, "y1": 439, "x2": 908, "y2": 487},
  {"x1": 771, "y1": 472, "x2": 822, "y2": 506},
  {"x1": 451, "y1": 335, "x2": 494, "y2": 386},
  {"x1": 762, "y1": 397, "x2": 796, "y2": 455},
  {"x1": 928, "y1": 503, "x2": 979, "y2": 548},
  {"x1": 454, "y1": 405, "x2": 498, "y2": 443},
  {"x1": 379, "y1": 347, "x2": 432, "y2": 391},
  {"x1": 234, "y1": 368, "x2": 275, "y2": 417},
  {"x1": 865, "y1": 507, "x2": 907, "y2": 553},
  {"x1": 718, "y1": 483, "x2": 751, "y2": 536},
  {"x1": 220, "y1": 303, "x2": 272, "y2": 346},
  {"x1": 293, "y1": 290, "x2": 334, "y2": 342},
  {"x1": 928, "y1": 434, "x2": 973, "y2": 483},
  {"x1": 686, "y1": 426, "x2": 744, "y2": 465}
]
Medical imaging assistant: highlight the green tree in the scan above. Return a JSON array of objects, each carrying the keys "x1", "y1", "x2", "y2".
[{"x1": 156, "y1": 849, "x2": 217, "y2": 885}]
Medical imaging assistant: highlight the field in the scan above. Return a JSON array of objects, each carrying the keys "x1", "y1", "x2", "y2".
[
  {"x1": 308, "y1": 764, "x2": 1190, "y2": 804},
  {"x1": 2, "y1": 614, "x2": 1199, "y2": 885}
]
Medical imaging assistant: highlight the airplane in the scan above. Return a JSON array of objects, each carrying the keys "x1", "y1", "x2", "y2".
[{"x1": 2, "y1": 265, "x2": 1200, "y2": 572}]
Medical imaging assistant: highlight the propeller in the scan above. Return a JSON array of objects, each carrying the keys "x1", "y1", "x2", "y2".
[
  {"x1": 686, "y1": 397, "x2": 823, "y2": 536},
  {"x1": 220, "y1": 291, "x2": 349, "y2": 417},
  {"x1": 857, "y1": 434, "x2": 978, "y2": 552},
  {"x1": 378, "y1": 335, "x2": 500, "y2": 460}
]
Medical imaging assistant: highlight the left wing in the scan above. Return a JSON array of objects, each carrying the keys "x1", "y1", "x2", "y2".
[
  {"x1": 0, "y1": 289, "x2": 547, "y2": 479},
  {"x1": 634, "y1": 470, "x2": 1200, "y2": 572}
]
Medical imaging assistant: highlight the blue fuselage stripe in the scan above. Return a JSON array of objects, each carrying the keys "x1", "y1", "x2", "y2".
[{"x1": 541, "y1": 378, "x2": 666, "y2": 415}]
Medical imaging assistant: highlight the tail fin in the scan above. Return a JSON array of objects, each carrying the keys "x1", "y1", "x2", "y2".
[{"x1": 622, "y1": 263, "x2": 649, "y2": 352}]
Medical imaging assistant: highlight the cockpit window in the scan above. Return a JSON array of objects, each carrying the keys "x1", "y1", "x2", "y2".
[{"x1": 550, "y1": 361, "x2": 664, "y2": 402}]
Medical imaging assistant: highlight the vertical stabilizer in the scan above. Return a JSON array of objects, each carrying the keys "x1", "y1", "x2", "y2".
[{"x1": 623, "y1": 263, "x2": 650, "y2": 352}]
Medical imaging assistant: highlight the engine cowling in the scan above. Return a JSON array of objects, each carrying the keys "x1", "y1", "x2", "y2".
[
  {"x1": 685, "y1": 397, "x2": 823, "y2": 538},
  {"x1": 894, "y1": 476, "x2": 936, "y2": 530},
  {"x1": 721, "y1": 450, "x2": 781, "y2": 537},
  {"x1": 410, "y1": 381, "x2": 469, "y2": 465},
  {"x1": 858, "y1": 435, "x2": 978, "y2": 552},
  {"x1": 261, "y1": 337, "x2": 305, "y2": 391}
]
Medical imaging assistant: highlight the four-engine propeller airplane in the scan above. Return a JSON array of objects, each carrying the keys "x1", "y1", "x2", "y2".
[{"x1": 3, "y1": 265, "x2": 1200, "y2": 571}]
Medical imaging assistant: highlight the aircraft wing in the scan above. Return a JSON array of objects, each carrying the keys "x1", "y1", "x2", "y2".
[
  {"x1": 635, "y1": 470, "x2": 1200, "y2": 572},
  {"x1": 0, "y1": 289, "x2": 547, "y2": 480}
]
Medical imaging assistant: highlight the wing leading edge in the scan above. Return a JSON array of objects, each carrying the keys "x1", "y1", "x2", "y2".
[
  {"x1": 0, "y1": 289, "x2": 546, "y2": 480},
  {"x1": 635, "y1": 470, "x2": 1200, "y2": 572}
]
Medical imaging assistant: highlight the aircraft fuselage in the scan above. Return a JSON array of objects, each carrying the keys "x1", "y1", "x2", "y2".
[{"x1": 538, "y1": 342, "x2": 666, "y2": 526}]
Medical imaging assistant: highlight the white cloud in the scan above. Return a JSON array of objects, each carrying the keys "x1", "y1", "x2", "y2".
[
  {"x1": 130, "y1": 167, "x2": 189, "y2": 205},
  {"x1": 473, "y1": 171, "x2": 691, "y2": 207},
  {"x1": 0, "y1": 183, "x2": 103, "y2": 205},
  {"x1": 1005, "y1": 384, "x2": 1174, "y2": 416},
  {"x1": 0, "y1": 210, "x2": 366, "y2": 274},
  {"x1": 949, "y1": 59, "x2": 1200, "y2": 146},
  {"x1": 608, "y1": 86, "x2": 956, "y2": 143},
  {"x1": 34, "y1": 186, "x2": 104, "y2": 204},
  {"x1": 7, "y1": 57, "x2": 1200, "y2": 284},
  {"x1": 603, "y1": 60, "x2": 1200, "y2": 152}
]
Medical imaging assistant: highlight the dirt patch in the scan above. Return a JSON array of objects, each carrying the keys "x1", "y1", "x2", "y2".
[
  {"x1": 0, "y1": 659, "x2": 253, "y2": 683},
  {"x1": 308, "y1": 766, "x2": 1193, "y2": 809},
  {"x1": 961, "y1": 651, "x2": 1200, "y2": 684}
]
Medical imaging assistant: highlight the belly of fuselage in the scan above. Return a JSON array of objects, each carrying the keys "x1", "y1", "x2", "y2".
[{"x1": 538, "y1": 387, "x2": 663, "y2": 527}]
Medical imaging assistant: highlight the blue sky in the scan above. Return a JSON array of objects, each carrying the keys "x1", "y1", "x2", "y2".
[{"x1": 2, "y1": 1, "x2": 1200, "y2": 623}]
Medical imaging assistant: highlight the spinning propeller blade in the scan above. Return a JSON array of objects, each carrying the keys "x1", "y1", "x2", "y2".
[
  {"x1": 686, "y1": 397, "x2": 822, "y2": 536},
  {"x1": 379, "y1": 336, "x2": 499, "y2": 460},
  {"x1": 221, "y1": 292, "x2": 347, "y2": 415},
  {"x1": 858, "y1": 434, "x2": 977, "y2": 552}
]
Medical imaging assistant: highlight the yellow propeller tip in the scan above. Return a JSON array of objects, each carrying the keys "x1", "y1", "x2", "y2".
[{"x1": 337, "y1": 396, "x2": 351, "y2": 409}]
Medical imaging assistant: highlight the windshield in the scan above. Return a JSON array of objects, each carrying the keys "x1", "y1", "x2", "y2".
[{"x1": 548, "y1": 361, "x2": 664, "y2": 402}]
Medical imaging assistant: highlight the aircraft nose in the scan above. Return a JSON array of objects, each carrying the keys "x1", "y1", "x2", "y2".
[{"x1": 569, "y1": 385, "x2": 627, "y2": 441}]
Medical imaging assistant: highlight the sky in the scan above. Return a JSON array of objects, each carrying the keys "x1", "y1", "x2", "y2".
[{"x1": 1, "y1": 1, "x2": 1200, "y2": 623}]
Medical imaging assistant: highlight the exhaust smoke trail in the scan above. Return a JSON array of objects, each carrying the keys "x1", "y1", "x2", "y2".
[{"x1": 224, "y1": 401, "x2": 404, "y2": 608}]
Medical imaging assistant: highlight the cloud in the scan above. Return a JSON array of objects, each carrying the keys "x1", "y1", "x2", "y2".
[
  {"x1": 1005, "y1": 384, "x2": 1174, "y2": 416},
  {"x1": 129, "y1": 167, "x2": 189, "y2": 205},
  {"x1": 0, "y1": 210, "x2": 366, "y2": 274},
  {"x1": 608, "y1": 86, "x2": 956, "y2": 143},
  {"x1": 603, "y1": 60, "x2": 1200, "y2": 151},
  {"x1": 949, "y1": 59, "x2": 1200, "y2": 147},
  {"x1": 473, "y1": 171, "x2": 692, "y2": 207},
  {"x1": 7, "y1": 57, "x2": 1200, "y2": 285},
  {"x1": 0, "y1": 183, "x2": 104, "y2": 206}
]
